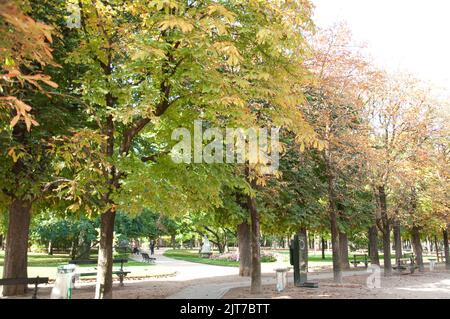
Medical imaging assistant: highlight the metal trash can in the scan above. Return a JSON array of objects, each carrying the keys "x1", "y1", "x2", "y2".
[{"x1": 50, "y1": 264, "x2": 77, "y2": 299}]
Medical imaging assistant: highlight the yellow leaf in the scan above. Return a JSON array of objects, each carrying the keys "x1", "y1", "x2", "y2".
[
  {"x1": 159, "y1": 17, "x2": 194, "y2": 33},
  {"x1": 10, "y1": 115, "x2": 20, "y2": 127},
  {"x1": 7, "y1": 147, "x2": 18, "y2": 162},
  {"x1": 24, "y1": 116, "x2": 32, "y2": 131}
]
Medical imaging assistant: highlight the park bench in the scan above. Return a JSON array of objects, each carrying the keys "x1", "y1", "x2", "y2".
[
  {"x1": 0, "y1": 276, "x2": 49, "y2": 299},
  {"x1": 351, "y1": 254, "x2": 369, "y2": 268},
  {"x1": 68, "y1": 258, "x2": 130, "y2": 286},
  {"x1": 141, "y1": 252, "x2": 156, "y2": 263}
]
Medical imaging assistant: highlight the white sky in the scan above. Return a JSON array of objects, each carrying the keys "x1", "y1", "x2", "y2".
[{"x1": 312, "y1": 0, "x2": 450, "y2": 96}]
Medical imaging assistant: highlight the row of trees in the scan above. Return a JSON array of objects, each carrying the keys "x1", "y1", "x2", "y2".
[{"x1": 1, "y1": 0, "x2": 449, "y2": 298}]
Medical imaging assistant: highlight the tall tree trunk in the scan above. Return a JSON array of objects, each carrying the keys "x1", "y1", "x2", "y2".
[
  {"x1": 69, "y1": 238, "x2": 78, "y2": 260},
  {"x1": 329, "y1": 210, "x2": 342, "y2": 282},
  {"x1": 247, "y1": 192, "x2": 261, "y2": 294},
  {"x1": 368, "y1": 225, "x2": 380, "y2": 265},
  {"x1": 2, "y1": 199, "x2": 32, "y2": 296},
  {"x1": 321, "y1": 236, "x2": 326, "y2": 259},
  {"x1": 47, "y1": 240, "x2": 53, "y2": 255},
  {"x1": 95, "y1": 209, "x2": 116, "y2": 299},
  {"x1": 393, "y1": 219, "x2": 402, "y2": 262},
  {"x1": 0, "y1": 234, "x2": 3, "y2": 250},
  {"x1": 339, "y1": 232, "x2": 350, "y2": 270},
  {"x1": 426, "y1": 238, "x2": 432, "y2": 254},
  {"x1": 443, "y1": 226, "x2": 450, "y2": 270},
  {"x1": 171, "y1": 234, "x2": 176, "y2": 249},
  {"x1": 434, "y1": 235, "x2": 440, "y2": 262},
  {"x1": 378, "y1": 186, "x2": 392, "y2": 276},
  {"x1": 327, "y1": 170, "x2": 341, "y2": 283},
  {"x1": 237, "y1": 222, "x2": 251, "y2": 277},
  {"x1": 217, "y1": 242, "x2": 225, "y2": 254},
  {"x1": 411, "y1": 225, "x2": 424, "y2": 272}
]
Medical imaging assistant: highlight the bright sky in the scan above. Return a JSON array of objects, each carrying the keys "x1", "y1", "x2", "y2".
[{"x1": 312, "y1": 0, "x2": 450, "y2": 96}]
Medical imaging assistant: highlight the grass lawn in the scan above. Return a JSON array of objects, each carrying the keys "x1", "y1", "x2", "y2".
[
  {"x1": 166, "y1": 249, "x2": 438, "y2": 266},
  {"x1": 164, "y1": 250, "x2": 240, "y2": 267},
  {"x1": 165, "y1": 249, "x2": 336, "y2": 265},
  {"x1": 0, "y1": 250, "x2": 175, "y2": 280}
]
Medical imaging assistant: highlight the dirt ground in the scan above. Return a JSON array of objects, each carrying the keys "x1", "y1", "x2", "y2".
[
  {"x1": 224, "y1": 270, "x2": 450, "y2": 299},
  {"x1": 5, "y1": 274, "x2": 246, "y2": 299}
]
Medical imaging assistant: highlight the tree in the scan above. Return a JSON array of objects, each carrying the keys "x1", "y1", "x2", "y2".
[
  {"x1": 52, "y1": 0, "x2": 317, "y2": 298},
  {"x1": 0, "y1": 0, "x2": 86, "y2": 296},
  {"x1": 30, "y1": 211, "x2": 97, "y2": 259},
  {"x1": 365, "y1": 73, "x2": 438, "y2": 275},
  {"x1": 0, "y1": 0, "x2": 56, "y2": 131},
  {"x1": 303, "y1": 24, "x2": 374, "y2": 282}
]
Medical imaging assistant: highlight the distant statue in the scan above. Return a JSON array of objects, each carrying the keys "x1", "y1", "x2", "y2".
[{"x1": 201, "y1": 236, "x2": 211, "y2": 254}]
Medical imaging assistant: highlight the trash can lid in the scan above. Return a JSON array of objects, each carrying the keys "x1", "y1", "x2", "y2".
[{"x1": 57, "y1": 264, "x2": 77, "y2": 273}]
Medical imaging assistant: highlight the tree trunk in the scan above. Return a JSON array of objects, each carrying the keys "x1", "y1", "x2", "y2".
[
  {"x1": 171, "y1": 234, "x2": 176, "y2": 249},
  {"x1": 247, "y1": 193, "x2": 261, "y2": 294},
  {"x1": 1, "y1": 199, "x2": 32, "y2": 296},
  {"x1": 329, "y1": 209, "x2": 342, "y2": 282},
  {"x1": 368, "y1": 225, "x2": 380, "y2": 265},
  {"x1": 434, "y1": 235, "x2": 440, "y2": 262},
  {"x1": 47, "y1": 240, "x2": 53, "y2": 255},
  {"x1": 427, "y1": 238, "x2": 432, "y2": 254},
  {"x1": 217, "y1": 242, "x2": 225, "y2": 254},
  {"x1": 69, "y1": 238, "x2": 78, "y2": 260},
  {"x1": 327, "y1": 170, "x2": 342, "y2": 283},
  {"x1": 381, "y1": 227, "x2": 392, "y2": 275},
  {"x1": 378, "y1": 186, "x2": 392, "y2": 276},
  {"x1": 339, "y1": 232, "x2": 350, "y2": 270},
  {"x1": 321, "y1": 236, "x2": 326, "y2": 259},
  {"x1": 443, "y1": 226, "x2": 450, "y2": 270},
  {"x1": 0, "y1": 234, "x2": 3, "y2": 250},
  {"x1": 237, "y1": 222, "x2": 251, "y2": 277},
  {"x1": 411, "y1": 225, "x2": 424, "y2": 272},
  {"x1": 95, "y1": 209, "x2": 116, "y2": 299},
  {"x1": 393, "y1": 219, "x2": 402, "y2": 262}
]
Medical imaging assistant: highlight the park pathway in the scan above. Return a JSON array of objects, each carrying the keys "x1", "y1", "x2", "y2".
[
  {"x1": 166, "y1": 269, "x2": 371, "y2": 299},
  {"x1": 130, "y1": 248, "x2": 238, "y2": 281},
  {"x1": 130, "y1": 249, "x2": 370, "y2": 299}
]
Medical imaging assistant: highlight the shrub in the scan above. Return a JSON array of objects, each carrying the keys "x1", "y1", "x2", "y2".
[
  {"x1": 260, "y1": 251, "x2": 277, "y2": 263},
  {"x1": 210, "y1": 252, "x2": 239, "y2": 262}
]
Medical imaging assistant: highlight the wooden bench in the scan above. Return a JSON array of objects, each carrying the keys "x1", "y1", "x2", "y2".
[
  {"x1": 68, "y1": 258, "x2": 130, "y2": 286},
  {"x1": 0, "y1": 276, "x2": 49, "y2": 299},
  {"x1": 141, "y1": 253, "x2": 156, "y2": 263},
  {"x1": 351, "y1": 254, "x2": 369, "y2": 268}
]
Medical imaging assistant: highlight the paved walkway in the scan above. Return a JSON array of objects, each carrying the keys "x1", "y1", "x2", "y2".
[
  {"x1": 131, "y1": 248, "x2": 370, "y2": 299},
  {"x1": 167, "y1": 269, "x2": 370, "y2": 299},
  {"x1": 130, "y1": 248, "x2": 238, "y2": 281}
]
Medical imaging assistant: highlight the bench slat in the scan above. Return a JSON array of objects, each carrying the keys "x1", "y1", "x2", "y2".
[
  {"x1": 78, "y1": 271, "x2": 130, "y2": 277},
  {"x1": 69, "y1": 258, "x2": 128, "y2": 265},
  {"x1": 0, "y1": 277, "x2": 49, "y2": 285}
]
